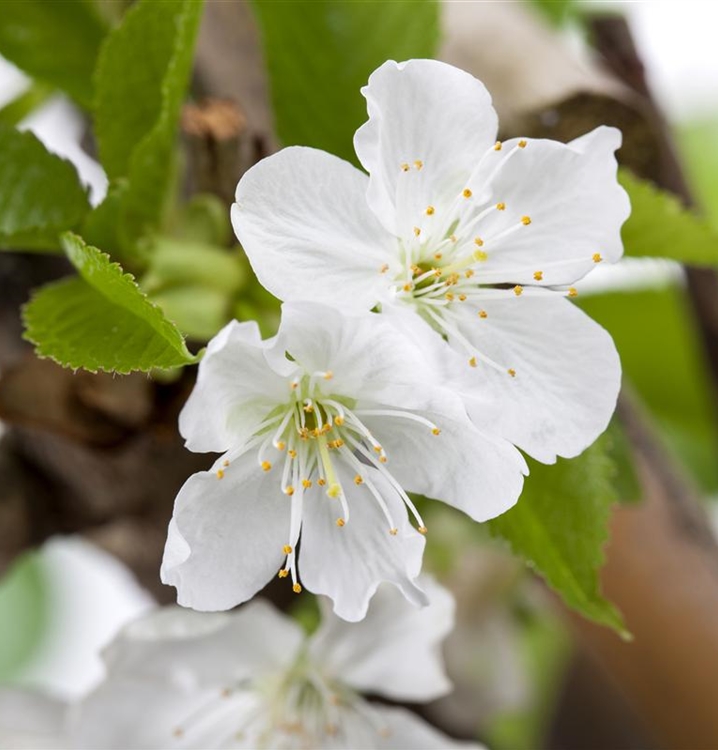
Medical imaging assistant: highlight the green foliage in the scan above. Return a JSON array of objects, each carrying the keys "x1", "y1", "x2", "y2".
[
  {"x1": 677, "y1": 116, "x2": 718, "y2": 232},
  {"x1": 252, "y1": 0, "x2": 440, "y2": 164},
  {"x1": 92, "y1": 0, "x2": 204, "y2": 261},
  {"x1": 0, "y1": 125, "x2": 90, "y2": 250},
  {"x1": 488, "y1": 438, "x2": 627, "y2": 636},
  {"x1": 528, "y1": 0, "x2": 577, "y2": 27},
  {"x1": 0, "y1": 82, "x2": 53, "y2": 127},
  {"x1": 581, "y1": 286, "x2": 718, "y2": 493},
  {"x1": 620, "y1": 168, "x2": 718, "y2": 266},
  {"x1": 23, "y1": 233, "x2": 198, "y2": 373},
  {"x1": 0, "y1": 0, "x2": 108, "y2": 108}
]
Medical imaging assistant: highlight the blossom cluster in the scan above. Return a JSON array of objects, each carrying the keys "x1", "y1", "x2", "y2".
[{"x1": 162, "y1": 58, "x2": 628, "y2": 621}]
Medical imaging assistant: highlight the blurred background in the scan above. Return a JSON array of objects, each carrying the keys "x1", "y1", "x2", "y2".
[{"x1": 1, "y1": 1, "x2": 717, "y2": 748}]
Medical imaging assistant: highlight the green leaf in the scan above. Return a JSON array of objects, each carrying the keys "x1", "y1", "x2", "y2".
[
  {"x1": 620, "y1": 168, "x2": 718, "y2": 266},
  {"x1": 488, "y1": 439, "x2": 627, "y2": 636},
  {"x1": 252, "y1": 0, "x2": 440, "y2": 164},
  {"x1": 0, "y1": 125, "x2": 90, "y2": 250},
  {"x1": 93, "y1": 0, "x2": 204, "y2": 257},
  {"x1": 0, "y1": 81, "x2": 53, "y2": 127},
  {"x1": 0, "y1": 0, "x2": 108, "y2": 109},
  {"x1": 23, "y1": 233, "x2": 198, "y2": 373}
]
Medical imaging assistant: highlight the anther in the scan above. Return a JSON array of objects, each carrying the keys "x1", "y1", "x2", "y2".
[
  {"x1": 283, "y1": 545, "x2": 293, "y2": 555},
  {"x1": 223, "y1": 459, "x2": 230, "y2": 467},
  {"x1": 288, "y1": 449, "x2": 297, "y2": 459},
  {"x1": 474, "y1": 237, "x2": 484, "y2": 247},
  {"x1": 317, "y1": 478, "x2": 327, "y2": 486},
  {"x1": 445, "y1": 292, "x2": 455, "y2": 301},
  {"x1": 292, "y1": 583, "x2": 302, "y2": 594},
  {"x1": 336, "y1": 518, "x2": 345, "y2": 527},
  {"x1": 508, "y1": 368, "x2": 516, "y2": 377},
  {"x1": 568, "y1": 287, "x2": 578, "y2": 298},
  {"x1": 327, "y1": 483, "x2": 341, "y2": 498},
  {"x1": 216, "y1": 469, "x2": 224, "y2": 479},
  {"x1": 449, "y1": 234, "x2": 457, "y2": 243},
  {"x1": 434, "y1": 252, "x2": 443, "y2": 260},
  {"x1": 414, "y1": 160, "x2": 423, "y2": 170},
  {"x1": 379, "y1": 456, "x2": 388, "y2": 463},
  {"x1": 261, "y1": 461, "x2": 272, "y2": 472},
  {"x1": 521, "y1": 215, "x2": 532, "y2": 225},
  {"x1": 418, "y1": 526, "x2": 428, "y2": 534},
  {"x1": 403, "y1": 283, "x2": 414, "y2": 292},
  {"x1": 425, "y1": 205, "x2": 435, "y2": 216},
  {"x1": 413, "y1": 227, "x2": 421, "y2": 237},
  {"x1": 494, "y1": 141, "x2": 502, "y2": 151},
  {"x1": 275, "y1": 441, "x2": 286, "y2": 451},
  {"x1": 389, "y1": 528, "x2": 398, "y2": 536},
  {"x1": 463, "y1": 188, "x2": 473, "y2": 198},
  {"x1": 334, "y1": 416, "x2": 345, "y2": 426},
  {"x1": 478, "y1": 309, "x2": 488, "y2": 319},
  {"x1": 533, "y1": 271, "x2": 543, "y2": 281},
  {"x1": 465, "y1": 269, "x2": 475, "y2": 278},
  {"x1": 433, "y1": 268, "x2": 442, "y2": 277},
  {"x1": 400, "y1": 163, "x2": 410, "y2": 172},
  {"x1": 278, "y1": 569, "x2": 289, "y2": 578},
  {"x1": 473, "y1": 249, "x2": 488, "y2": 262},
  {"x1": 469, "y1": 357, "x2": 477, "y2": 367},
  {"x1": 379, "y1": 263, "x2": 389, "y2": 273},
  {"x1": 518, "y1": 139, "x2": 527, "y2": 148},
  {"x1": 459, "y1": 293, "x2": 467, "y2": 301},
  {"x1": 302, "y1": 479, "x2": 312, "y2": 489},
  {"x1": 354, "y1": 475, "x2": 363, "y2": 485},
  {"x1": 303, "y1": 403, "x2": 314, "y2": 413},
  {"x1": 514, "y1": 285, "x2": 523, "y2": 296},
  {"x1": 284, "y1": 486, "x2": 295, "y2": 496},
  {"x1": 593, "y1": 253, "x2": 603, "y2": 263},
  {"x1": 431, "y1": 427, "x2": 441, "y2": 436},
  {"x1": 496, "y1": 202, "x2": 506, "y2": 211},
  {"x1": 324, "y1": 371, "x2": 333, "y2": 380}
]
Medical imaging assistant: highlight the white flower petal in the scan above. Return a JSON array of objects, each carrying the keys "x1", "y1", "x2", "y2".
[
  {"x1": 232, "y1": 146, "x2": 393, "y2": 310},
  {"x1": 101, "y1": 602, "x2": 303, "y2": 687},
  {"x1": 451, "y1": 294, "x2": 621, "y2": 462},
  {"x1": 298, "y1": 463, "x2": 427, "y2": 622},
  {"x1": 0, "y1": 688, "x2": 68, "y2": 749},
  {"x1": 179, "y1": 320, "x2": 290, "y2": 453},
  {"x1": 161, "y1": 453, "x2": 290, "y2": 611},
  {"x1": 466, "y1": 126, "x2": 629, "y2": 286},
  {"x1": 372, "y1": 705, "x2": 485, "y2": 750},
  {"x1": 362, "y1": 408, "x2": 527, "y2": 522},
  {"x1": 354, "y1": 59, "x2": 498, "y2": 237},
  {"x1": 309, "y1": 577, "x2": 454, "y2": 702}
]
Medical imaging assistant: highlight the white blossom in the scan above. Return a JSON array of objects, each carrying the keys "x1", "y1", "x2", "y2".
[
  {"x1": 69, "y1": 580, "x2": 483, "y2": 750},
  {"x1": 232, "y1": 58, "x2": 629, "y2": 465},
  {"x1": 0, "y1": 687, "x2": 69, "y2": 749},
  {"x1": 161, "y1": 302, "x2": 526, "y2": 620}
]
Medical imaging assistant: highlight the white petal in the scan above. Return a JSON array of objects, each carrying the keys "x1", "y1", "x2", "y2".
[
  {"x1": 372, "y1": 705, "x2": 485, "y2": 750},
  {"x1": 466, "y1": 126, "x2": 629, "y2": 286},
  {"x1": 450, "y1": 294, "x2": 621, "y2": 462},
  {"x1": 362, "y1": 407, "x2": 527, "y2": 522},
  {"x1": 298, "y1": 463, "x2": 427, "y2": 622},
  {"x1": 0, "y1": 688, "x2": 68, "y2": 749},
  {"x1": 179, "y1": 319, "x2": 290, "y2": 453},
  {"x1": 101, "y1": 602, "x2": 303, "y2": 687},
  {"x1": 161, "y1": 452, "x2": 290, "y2": 611},
  {"x1": 232, "y1": 146, "x2": 393, "y2": 310},
  {"x1": 354, "y1": 59, "x2": 498, "y2": 236},
  {"x1": 309, "y1": 576, "x2": 454, "y2": 702}
]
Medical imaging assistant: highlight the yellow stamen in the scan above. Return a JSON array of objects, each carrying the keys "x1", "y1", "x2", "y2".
[
  {"x1": 533, "y1": 271, "x2": 543, "y2": 281},
  {"x1": 434, "y1": 252, "x2": 443, "y2": 260},
  {"x1": 216, "y1": 469, "x2": 224, "y2": 479},
  {"x1": 568, "y1": 287, "x2": 578, "y2": 298},
  {"x1": 323, "y1": 371, "x2": 333, "y2": 380},
  {"x1": 431, "y1": 427, "x2": 441, "y2": 436},
  {"x1": 508, "y1": 368, "x2": 516, "y2": 377},
  {"x1": 288, "y1": 449, "x2": 297, "y2": 459},
  {"x1": 418, "y1": 526, "x2": 428, "y2": 534},
  {"x1": 496, "y1": 202, "x2": 506, "y2": 211},
  {"x1": 276, "y1": 441, "x2": 286, "y2": 451},
  {"x1": 413, "y1": 227, "x2": 421, "y2": 237},
  {"x1": 389, "y1": 528, "x2": 398, "y2": 536},
  {"x1": 354, "y1": 475, "x2": 363, "y2": 485},
  {"x1": 261, "y1": 461, "x2": 272, "y2": 472},
  {"x1": 462, "y1": 188, "x2": 473, "y2": 198},
  {"x1": 317, "y1": 478, "x2": 326, "y2": 486},
  {"x1": 518, "y1": 139, "x2": 527, "y2": 148},
  {"x1": 278, "y1": 569, "x2": 289, "y2": 578},
  {"x1": 302, "y1": 479, "x2": 312, "y2": 489},
  {"x1": 379, "y1": 263, "x2": 389, "y2": 274},
  {"x1": 593, "y1": 253, "x2": 603, "y2": 263},
  {"x1": 468, "y1": 356, "x2": 477, "y2": 367},
  {"x1": 284, "y1": 486, "x2": 295, "y2": 496},
  {"x1": 473, "y1": 250, "x2": 488, "y2": 262},
  {"x1": 414, "y1": 159, "x2": 423, "y2": 170},
  {"x1": 474, "y1": 237, "x2": 484, "y2": 247},
  {"x1": 425, "y1": 205, "x2": 435, "y2": 216},
  {"x1": 494, "y1": 141, "x2": 502, "y2": 151},
  {"x1": 514, "y1": 285, "x2": 523, "y2": 296},
  {"x1": 334, "y1": 416, "x2": 345, "y2": 426},
  {"x1": 223, "y1": 459, "x2": 230, "y2": 467},
  {"x1": 400, "y1": 163, "x2": 410, "y2": 172},
  {"x1": 465, "y1": 269, "x2": 475, "y2": 278},
  {"x1": 336, "y1": 518, "x2": 345, "y2": 527},
  {"x1": 293, "y1": 583, "x2": 302, "y2": 594},
  {"x1": 521, "y1": 215, "x2": 532, "y2": 225},
  {"x1": 327, "y1": 483, "x2": 341, "y2": 498},
  {"x1": 283, "y1": 545, "x2": 293, "y2": 555},
  {"x1": 478, "y1": 309, "x2": 488, "y2": 319}
]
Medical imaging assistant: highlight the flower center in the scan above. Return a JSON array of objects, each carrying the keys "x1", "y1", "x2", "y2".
[{"x1": 216, "y1": 370, "x2": 434, "y2": 592}]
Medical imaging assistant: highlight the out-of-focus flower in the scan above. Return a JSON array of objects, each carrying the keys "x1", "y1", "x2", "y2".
[
  {"x1": 232, "y1": 58, "x2": 628, "y2": 465},
  {"x1": 69, "y1": 580, "x2": 482, "y2": 749},
  {"x1": 162, "y1": 302, "x2": 526, "y2": 620}
]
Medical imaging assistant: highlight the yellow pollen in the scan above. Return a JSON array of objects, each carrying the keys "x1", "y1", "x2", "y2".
[
  {"x1": 413, "y1": 227, "x2": 421, "y2": 237},
  {"x1": 373, "y1": 445, "x2": 383, "y2": 453},
  {"x1": 261, "y1": 461, "x2": 272, "y2": 472},
  {"x1": 400, "y1": 163, "x2": 409, "y2": 172},
  {"x1": 496, "y1": 202, "x2": 506, "y2": 211},
  {"x1": 463, "y1": 188, "x2": 473, "y2": 198},
  {"x1": 389, "y1": 528, "x2": 398, "y2": 536},
  {"x1": 223, "y1": 459, "x2": 230, "y2": 467},
  {"x1": 290, "y1": 381, "x2": 298, "y2": 390},
  {"x1": 425, "y1": 205, "x2": 435, "y2": 215},
  {"x1": 276, "y1": 441, "x2": 286, "y2": 451},
  {"x1": 288, "y1": 449, "x2": 297, "y2": 458},
  {"x1": 278, "y1": 569, "x2": 289, "y2": 578},
  {"x1": 445, "y1": 272, "x2": 460, "y2": 285},
  {"x1": 445, "y1": 292, "x2": 455, "y2": 301},
  {"x1": 473, "y1": 249, "x2": 488, "y2": 262},
  {"x1": 322, "y1": 423, "x2": 331, "y2": 433},
  {"x1": 334, "y1": 438, "x2": 344, "y2": 448},
  {"x1": 431, "y1": 427, "x2": 441, "y2": 436},
  {"x1": 474, "y1": 237, "x2": 484, "y2": 247},
  {"x1": 533, "y1": 271, "x2": 543, "y2": 281},
  {"x1": 379, "y1": 456, "x2": 388, "y2": 463},
  {"x1": 354, "y1": 474, "x2": 363, "y2": 485},
  {"x1": 284, "y1": 486, "x2": 295, "y2": 496},
  {"x1": 327, "y1": 483, "x2": 341, "y2": 498},
  {"x1": 216, "y1": 469, "x2": 225, "y2": 479},
  {"x1": 593, "y1": 253, "x2": 603, "y2": 263},
  {"x1": 336, "y1": 518, "x2": 345, "y2": 527},
  {"x1": 513, "y1": 285, "x2": 523, "y2": 297},
  {"x1": 302, "y1": 479, "x2": 312, "y2": 489},
  {"x1": 379, "y1": 263, "x2": 389, "y2": 274},
  {"x1": 334, "y1": 416, "x2": 345, "y2": 426},
  {"x1": 568, "y1": 287, "x2": 578, "y2": 298},
  {"x1": 414, "y1": 159, "x2": 423, "y2": 170},
  {"x1": 478, "y1": 309, "x2": 488, "y2": 318},
  {"x1": 323, "y1": 371, "x2": 333, "y2": 380},
  {"x1": 283, "y1": 545, "x2": 293, "y2": 555},
  {"x1": 494, "y1": 141, "x2": 502, "y2": 151},
  {"x1": 518, "y1": 139, "x2": 527, "y2": 148},
  {"x1": 434, "y1": 252, "x2": 443, "y2": 260},
  {"x1": 508, "y1": 368, "x2": 516, "y2": 377},
  {"x1": 465, "y1": 269, "x2": 475, "y2": 278},
  {"x1": 317, "y1": 478, "x2": 326, "y2": 486},
  {"x1": 459, "y1": 293, "x2": 467, "y2": 301},
  {"x1": 418, "y1": 526, "x2": 428, "y2": 534},
  {"x1": 432, "y1": 268, "x2": 442, "y2": 277},
  {"x1": 469, "y1": 356, "x2": 477, "y2": 368},
  {"x1": 521, "y1": 215, "x2": 532, "y2": 225},
  {"x1": 410, "y1": 264, "x2": 421, "y2": 275},
  {"x1": 293, "y1": 583, "x2": 302, "y2": 594}
]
